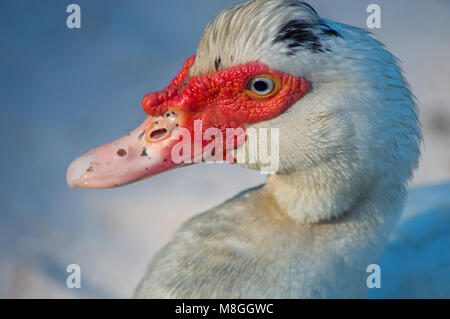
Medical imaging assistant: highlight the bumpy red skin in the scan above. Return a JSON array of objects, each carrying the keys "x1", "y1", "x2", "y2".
[{"x1": 142, "y1": 55, "x2": 310, "y2": 154}]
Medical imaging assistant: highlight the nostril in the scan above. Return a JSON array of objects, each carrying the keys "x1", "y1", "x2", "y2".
[
  {"x1": 117, "y1": 148, "x2": 128, "y2": 157},
  {"x1": 149, "y1": 128, "x2": 169, "y2": 141}
]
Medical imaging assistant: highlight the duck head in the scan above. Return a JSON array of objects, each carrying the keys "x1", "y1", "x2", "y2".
[
  {"x1": 66, "y1": 54, "x2": 310, "y2": 189},
  {"x1": 67, "y1": 0, "x2": 420, "y2": 222}
]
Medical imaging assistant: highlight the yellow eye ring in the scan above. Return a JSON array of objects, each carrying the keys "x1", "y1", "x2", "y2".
[{"x1": 245, "y1": 75, "x2": 279, "y2": 99}]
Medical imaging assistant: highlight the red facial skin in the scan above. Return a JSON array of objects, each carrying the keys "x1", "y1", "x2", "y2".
[
  {"x1": 142, "y1": 55, "x2": 310, "y2": 154},
  {"x1": 66, "y1": 55, "x2": 310, "y2": 189}
]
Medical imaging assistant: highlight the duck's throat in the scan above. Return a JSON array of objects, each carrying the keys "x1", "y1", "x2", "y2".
[{"x1": 265, "y1": 170, "x2": 372, "y2": 223}]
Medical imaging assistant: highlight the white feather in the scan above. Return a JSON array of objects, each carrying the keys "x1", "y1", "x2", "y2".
[{"x1": 134, "y1": 0, "x2": 423, "y2": 298}]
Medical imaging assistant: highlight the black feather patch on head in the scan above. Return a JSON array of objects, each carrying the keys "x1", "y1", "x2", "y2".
[
  {"x1": 273, "y1": 19, "x2": 343, "y2": 55},
  {"x1": 273, "y1": 20, "x2": 323, "y2": 53},
  {"x1": 272, "y1": 1, "x2": 342, "y2": 55}
]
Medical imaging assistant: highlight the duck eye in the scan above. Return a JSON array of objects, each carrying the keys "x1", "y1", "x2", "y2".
[{"x1": 246, "y1": 76, "x2": 278, "y2": 97}]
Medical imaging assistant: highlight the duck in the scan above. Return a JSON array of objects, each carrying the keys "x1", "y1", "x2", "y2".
[{"x1": 66, "y1": 0, "x2": 421, "y2": 298}]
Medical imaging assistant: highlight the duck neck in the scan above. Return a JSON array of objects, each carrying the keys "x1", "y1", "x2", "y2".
[
  {"x1": 262, "y1": 169, "x2": 406, "y2": 284},
  {"x1": 265, "y1": 168, "x2": 404, "y2": 225}
]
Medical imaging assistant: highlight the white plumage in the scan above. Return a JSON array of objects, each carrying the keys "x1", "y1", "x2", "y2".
[{"x1": 133, "y1": 0, "x2": 423, "y2": 298}]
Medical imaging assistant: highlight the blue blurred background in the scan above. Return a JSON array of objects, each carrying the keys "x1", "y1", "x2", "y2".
[{"x1": 0, "y1": 0, "x2": 449, "y2": 297}]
